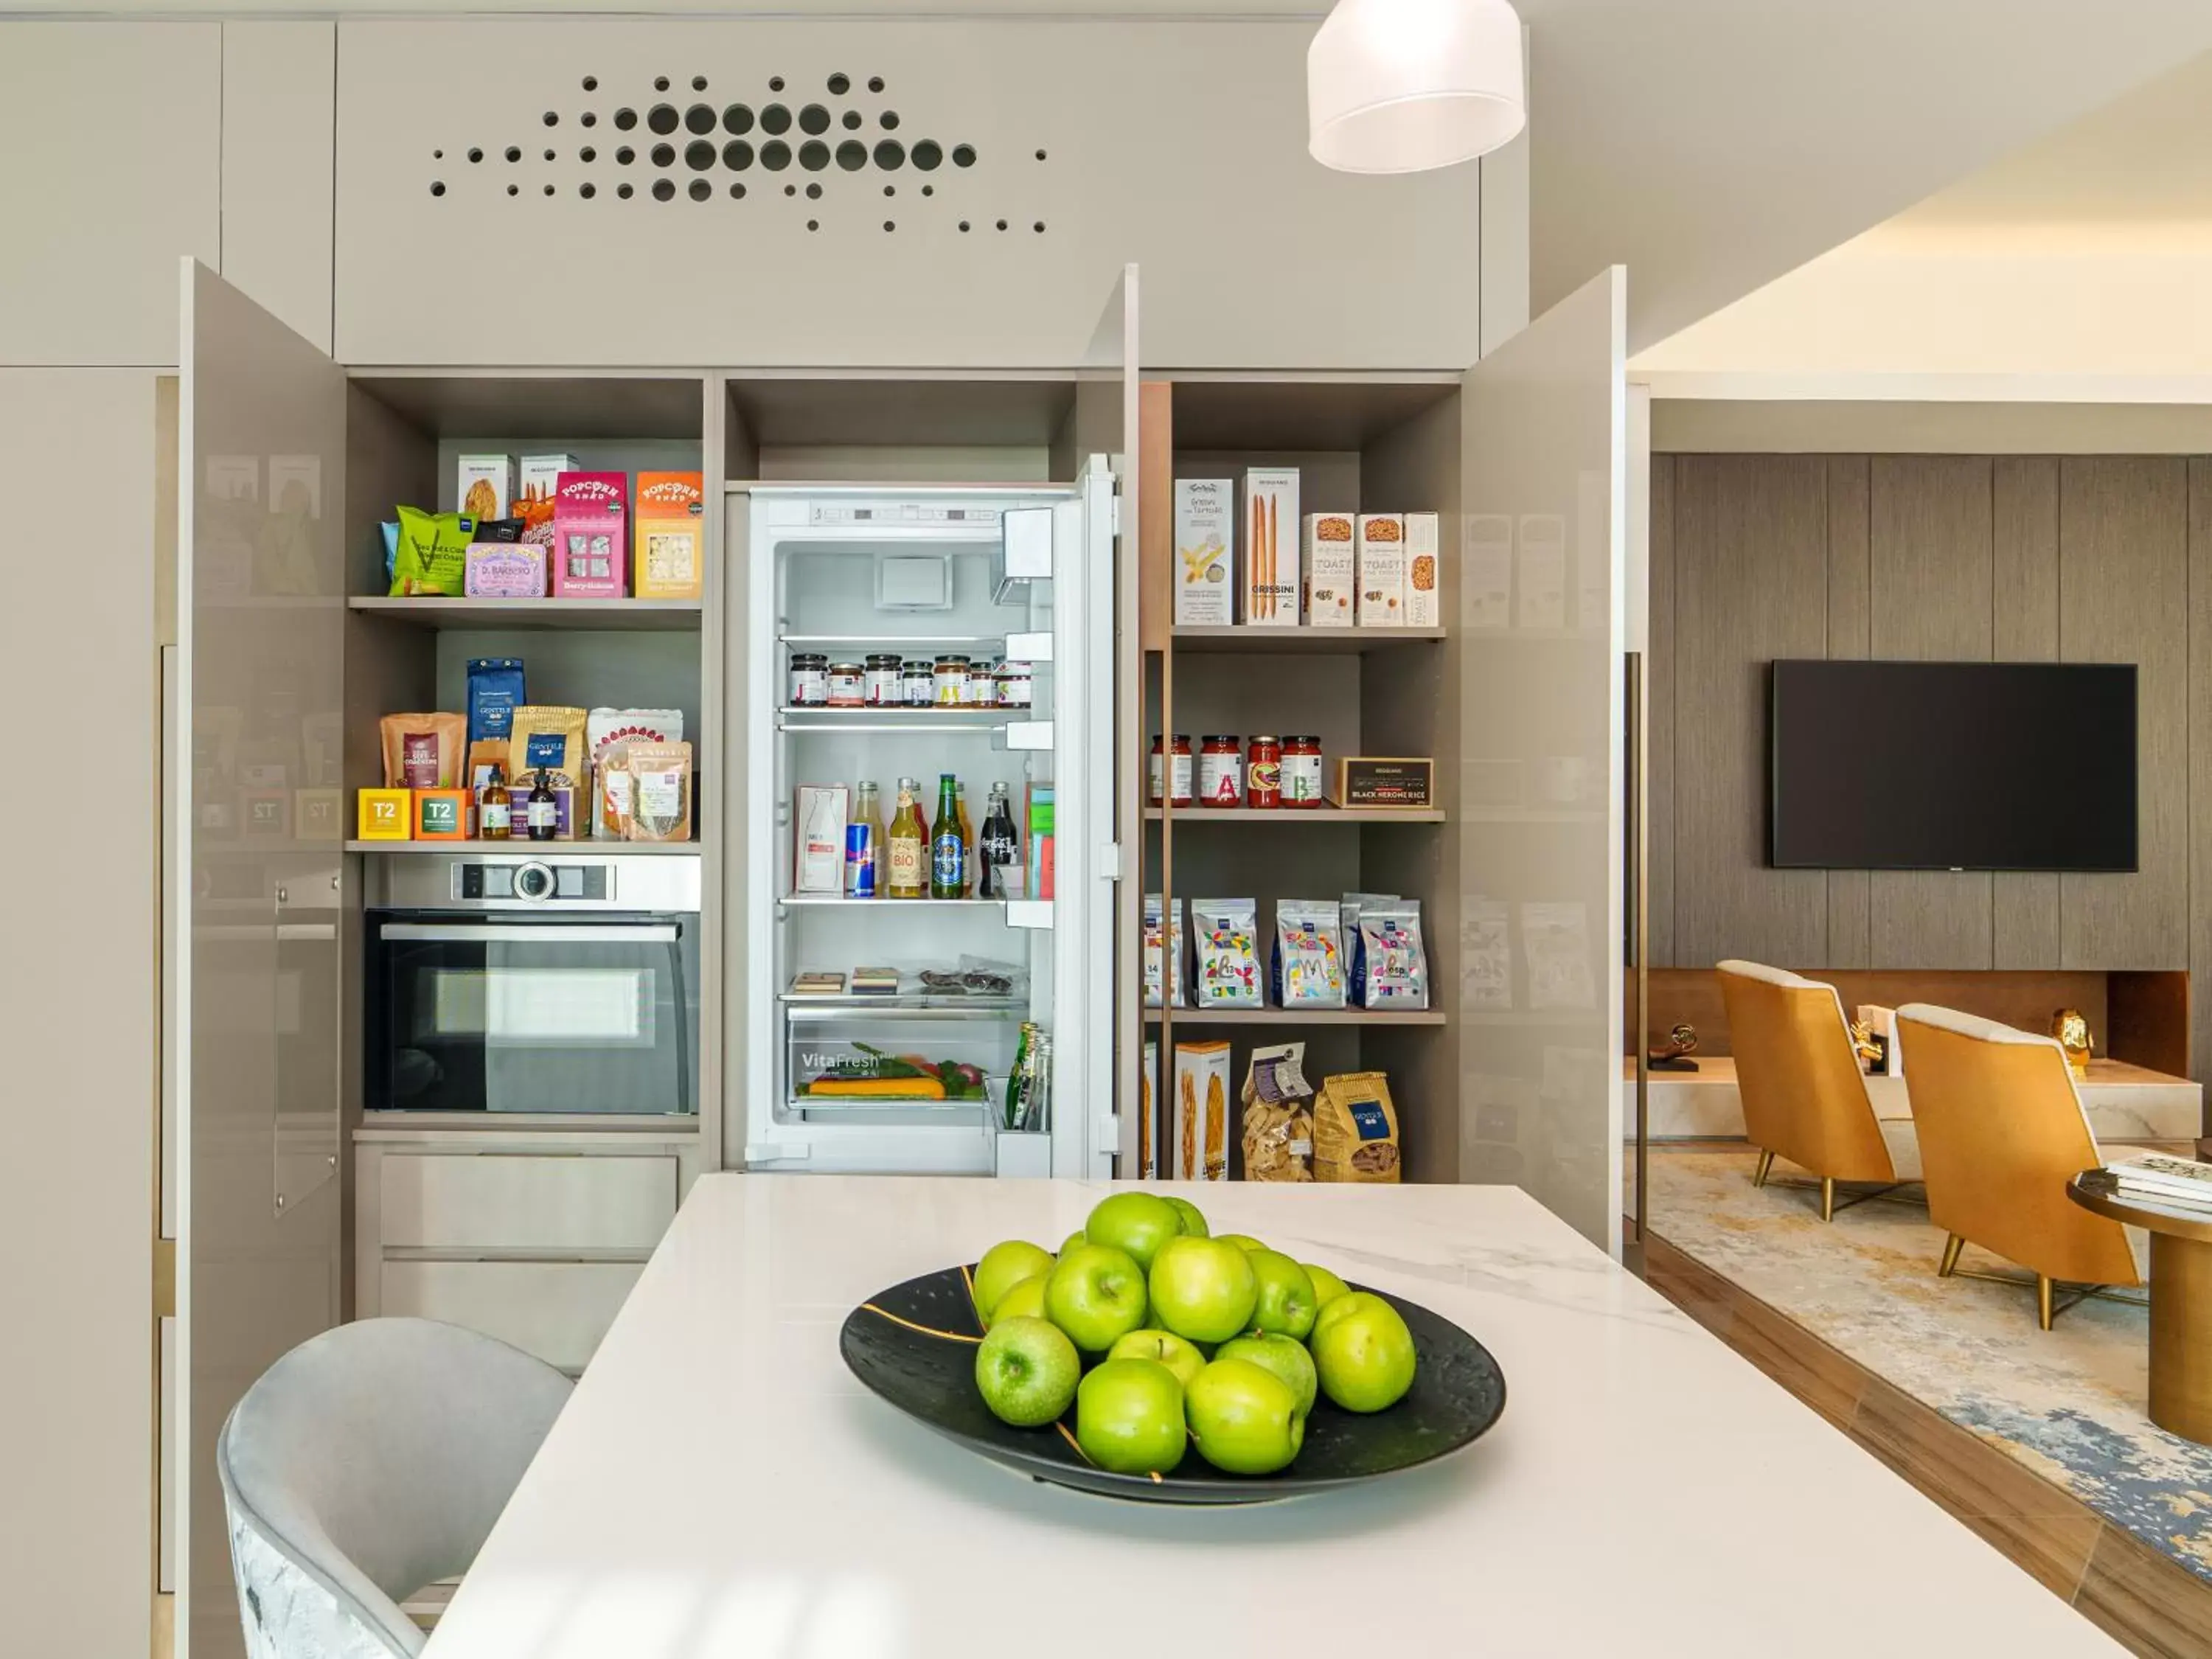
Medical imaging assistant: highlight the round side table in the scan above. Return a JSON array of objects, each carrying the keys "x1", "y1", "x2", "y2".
[{"x1": 2068, "y1": 1173, "x2": 2212, "y2": 1445}]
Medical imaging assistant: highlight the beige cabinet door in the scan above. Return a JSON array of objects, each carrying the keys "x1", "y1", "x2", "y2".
[{"x1": 178, "y1": 259, "x2": 348, "y2": 1659}]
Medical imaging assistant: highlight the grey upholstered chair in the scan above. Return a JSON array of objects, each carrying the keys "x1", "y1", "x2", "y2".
[{"x1": 218, "y1": 1317, "x2": 573, "y2": 1658}]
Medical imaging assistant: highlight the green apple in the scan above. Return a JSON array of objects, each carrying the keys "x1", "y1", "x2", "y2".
[
  {"x1": 1164, "y1": 1195, "x2": 1209, "y2": 1237},
  {"x1": 1076, "y1": 1357, "x2": 1187, "y2": 1475},
  {"x1": 1214, "y1": 1332, "x2": 1317, "y2": 1417},
  {"x1": 1245, "y1": 1251, "x2": 1317, "y2": 1340},
  {"x1": 989, "y1": 1275, "x2": 1048, "y2": 1327},
  {"x1": 974, "y1": 1315, "x2": 1081, "y2": 1427},
  {"x1": 1085, "y1": 1192, "x2": 1186, "y2": 1272},
  {"x1": 1312, "y1": 1295, "x2": 1417, "y2": 1413},
  {"x1": 1044, "y1": 1242, "x2": 1149, "y2": 1353},
  {"x1": 1147, "y1": 1235, "x2": 1259, "y2": 1345},
  {"x1": 1214, "y1": 1234, "x2": 1267, "y2": 1254},
  {"x1": 1304, "y1": 1262, "x2": 1352, "y2": 1310},
  {"x1": 973, "y1": 1239, "x2": 1056, "y2": 1324},
  {"x1": 1312, "y1": 1288, "x2": 1391, "y2": 1340},
  {"x1": 1185, "y1": 1357, "x2": 1304, "y2": 1475},
  {"x1": 1061, "y1": 1230, "x2": 1089, "y2": 1258},
  {"x1": 1110, "y1": 1327, "x2": 1207, "y2": 1390}
]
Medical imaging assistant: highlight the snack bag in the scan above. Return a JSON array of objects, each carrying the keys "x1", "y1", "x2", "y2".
[
  {"x1": 1352, "y1": 901, "x2": 1430, "y2": 1010},
  {"x1": 1172, "y1": 1042, "x2": 1231, "y2": 1182},
  {"x1": 586, "y1": 709, "x2": 684, "y2": 838},
  {"x1": 378, "y1": 712, "x2": 465, "y2": 790},
  {"x1": 390, "y1": 507, "x2": 476, "y2": 597},
  {"x1": 1140, "y1": 1040, "x2": 1159, "y2": 1180},
  {"x1": 1191, "y1": 898, "x2": 1261, "y2": 1009},
  {"x1": 1241, "y1": 1043, "x2": 1315, "y2": 1183},
  {"x1": 1143, "y1": 894, "x2": 1186, "y2": 1008},
  {"x1": 1314, "y1": 1071, "x2": 1402, "y2": 1183},
  {"x1": 1271, "y1": 900, "x2": 1346, "y2": 1009},
  {"x1": 625, "y1": 740, "x2": 693, "y2": 842}
]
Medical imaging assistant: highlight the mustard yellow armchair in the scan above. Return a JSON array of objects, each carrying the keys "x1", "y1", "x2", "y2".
[
  {"x1": 1893, "y1": 1004, "x2": 2142, "y2": 1329},
  {"x1": 1717, "y1": 960, "x2": 1897, "y2": 1220}
]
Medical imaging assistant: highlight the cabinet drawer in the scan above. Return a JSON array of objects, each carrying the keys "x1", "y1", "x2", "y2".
[
  {"x1": 379, "y1": 1152, "x2": 677, "y2": 1251},
  {"x1": 379, "y1": 1260, "x2": 642, "y2": 1372}
]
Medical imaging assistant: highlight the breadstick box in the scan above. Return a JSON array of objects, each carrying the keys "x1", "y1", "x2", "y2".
[
  {"x1": 1239, "y1": 468, "x2": 1300, "y2": 626},
  {"x1": 1174, "y1": 479, "x2": 1234, "y2": 626},
  {"x1": 1172, "y1": 1041, "x2": 1232, "y2": 1183}
]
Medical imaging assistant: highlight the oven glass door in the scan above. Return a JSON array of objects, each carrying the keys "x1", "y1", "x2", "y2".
[{"x1": 370, "y1": 913, "x2": 698, "y2": 1115}]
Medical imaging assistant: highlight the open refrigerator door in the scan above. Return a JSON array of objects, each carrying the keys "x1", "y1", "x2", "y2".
[{"x1": 744, "y1": 470, "x2": 1116, "y2": 1175}]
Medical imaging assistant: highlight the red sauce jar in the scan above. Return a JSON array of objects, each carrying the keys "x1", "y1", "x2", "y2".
[
  {"x1": 1246, "y1": 735, "x2": 1282, "y2": 809},
  {"x1": 1197, "y1": 735, "x2": 1242, "y2": 807},
  {"x1": 1149, "y1": 734, "x2": 1194, "y2": 807},
  {"x1": 1282, "y1": 735, "x2": 1324, "y2": 807}
]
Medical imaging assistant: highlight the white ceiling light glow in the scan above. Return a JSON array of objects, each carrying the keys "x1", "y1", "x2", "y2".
[{"x1": 1308, "y1": 0, "x2": 1526, "y2": 175}]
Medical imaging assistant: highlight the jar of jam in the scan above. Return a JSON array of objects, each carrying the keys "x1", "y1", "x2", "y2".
[
  {"x1": 967, "y1": 660, "x2": 1001, "y2": 707},
  {"x1": 901, "y1": 660, "x2": 934, "y2": 706},
  {"x1": 1148, "y1": 734, "x2": 1194, "y2": 807},
  {"x1": 863, "y1": 653, "x2": 903, "y2": 706},
  {"x1": 827, "y1": 661, "x2": 866, "y2": 707},
  {"x1": 788, "y1": 653, "x2": 829, "y2": 708},
  {"x1": 1282, "y1": 735, "x2": 1325, "y2": 807},
  {"x1": 996, "y1": 660, "x2": 1034, "y2": 708},
  {"x1": 933, "y1": 655, "x2": 970, "y2": 706},
  {"x1": 1246, "y1": 736, "x2": 1282, "y2": 808},
  {"x1": 1198, "y1": 735, "x2": 1242, "y2": 807}
]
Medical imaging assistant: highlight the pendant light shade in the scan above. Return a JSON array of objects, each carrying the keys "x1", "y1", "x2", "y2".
[{"x1": 1308, "y1": 0, "x2": 1526, "y2": 175}]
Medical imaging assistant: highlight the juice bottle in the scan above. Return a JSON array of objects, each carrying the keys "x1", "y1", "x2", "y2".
[
  {"x1": 886, "y1": 777, "x2": 927, "y2": 900},
  {"x1": 931, "y1": 773, "x2": 966, "y2": 900}
]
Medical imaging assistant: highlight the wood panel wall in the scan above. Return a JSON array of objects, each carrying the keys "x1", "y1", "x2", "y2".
[{"x1": 1649, "y1": 452, "x2": 2212, "y2": 1081}]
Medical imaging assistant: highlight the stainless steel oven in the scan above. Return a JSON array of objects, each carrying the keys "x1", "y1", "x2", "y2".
[{"x1": 366, "y1": 852, "x2": 700, "y2": 1116}]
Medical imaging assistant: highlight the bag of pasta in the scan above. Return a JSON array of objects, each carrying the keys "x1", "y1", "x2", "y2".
[
  {"x1": 1240, "y1": 1042, "x2": 1314, "y2": 1182},
  {"x1": 1172, "y1": 1041, "x2": 1231, "y2": 1182},
  {"x1": 1314, "y1": 1070, "x2": 1402, "y2": 1183}
]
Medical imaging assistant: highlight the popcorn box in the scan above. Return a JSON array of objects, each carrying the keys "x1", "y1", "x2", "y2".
[
  {"x1": 356, "y1": 788, "x2": 412, "y2": 841},
  {"x1": 1404, "y1": 511, "x2": 1441, "y2": 627},
  {"x1": 1357, "y1": 512, "x2": 1406, "y2": 627},
  {"x1": 1304, "y1": 513, "x2": 1356, "y2": 627},
  {"x1": 633, "y1": 471, "x2": 706, "y2": 600},
  {"x1": 412, "y1": 788, "x2": 472, "y2": 841},
  {"x1": 552, "y1": 472, "x2": 627, "y2": 598}
]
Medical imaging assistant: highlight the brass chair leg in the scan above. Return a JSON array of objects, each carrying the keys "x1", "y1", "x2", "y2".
[
  {"x1": 1938, "y1": 1234, "x2": 1965, "y2": 1278},
  {"x1": 2038, "y1": 1275, "x2": 2055, "y2": 1332},
  {"x1": 1753, "y1": 1150, "x2": 1775, "y2": 1189},
  {"x1": 1820, "y1": 1176, "x2": 1836, "y2": 1222}
]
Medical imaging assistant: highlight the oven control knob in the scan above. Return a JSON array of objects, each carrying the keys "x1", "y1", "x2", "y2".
[{"x1": 515, "y1": 861, "x2": 555, "y2": 902}]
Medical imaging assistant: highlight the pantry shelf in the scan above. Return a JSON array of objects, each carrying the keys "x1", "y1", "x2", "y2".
[
  {"x1": 1147, "y1": 805, "x2": 1444, "y2": 825},
  {"x1": 776, "y1": 895, "x2": 1045, "y2": 926},
  {"x1": 344, "y1": 838, "x2": 701, "y2": 855},
  {"x1": 1169, "y1": 625, "x2": 1444, "y2": 655},
  {"x1": 347, "y1": 597, "x2": 703, "y2": 631},
  {"x1": 1142, "y1": 1008, "x2": 1446, "y2": 1027}
]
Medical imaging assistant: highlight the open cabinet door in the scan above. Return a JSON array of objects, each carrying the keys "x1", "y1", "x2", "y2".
[
  {"x1": 177, "y1": 260, "x2": 347, "y2": 1659},
  {"x1": 1071, "y1": 265, "x2": 1139, "y2": 1177},
  {"x1": 1460, "y1": 267, "x2": 1629, "y2": 1253}
]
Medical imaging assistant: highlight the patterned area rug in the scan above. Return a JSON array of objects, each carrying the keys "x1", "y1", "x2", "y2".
[{"x1": 1649, "y1": 1147, "x2": 2212, "y2": 1583}]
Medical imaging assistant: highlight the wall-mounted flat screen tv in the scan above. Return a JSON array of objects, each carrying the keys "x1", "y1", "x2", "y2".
[{"x1": 1769, "y1": 659, "x2": 2137, "y2": 872}]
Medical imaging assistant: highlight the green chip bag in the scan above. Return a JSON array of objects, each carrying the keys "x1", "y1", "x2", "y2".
[{"x1": 391, "y1": 506, "x2": 476, "y2": 596}]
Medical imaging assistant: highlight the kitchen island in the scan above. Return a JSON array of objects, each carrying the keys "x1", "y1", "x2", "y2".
[{"x1": 424, "y1": 1176, "x2": 2122, "y2": 1657}]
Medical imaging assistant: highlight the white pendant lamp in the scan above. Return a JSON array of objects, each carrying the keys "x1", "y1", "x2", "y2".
[{"x1": 1308, "y1": 0, "x2": 1526, "y2": 174}]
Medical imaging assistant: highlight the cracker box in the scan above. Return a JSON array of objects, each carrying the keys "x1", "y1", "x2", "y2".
[
  {"x1": 1304, "y1": 513, "x2": 1356, "y2": 627},
  {"x1": 633, "y1": 471, "x2": 706, "y2": 600},
  {"x1": 1239, "y1": 468, "x2": 1300, "y2": 626},
  {"x1": 456, "y1": 454, "x2": 513, "y2": 523},
  {"x1": 552, "y1": 472, "x2": 627, "y2": 598},
  {"x1": 1357, "y1": 512, "x2": 1407, "y2": 627},
  {"x1": 1173, "y1": 479, "x2": 1234, "y2": 626},
  {"x1": 1171, "y1": 1040, "x2": 1232, "y2": 1182},
  {"x1": 1403, "y1": 511, "x2": 1441, "y2": 627},
  {"x1": 412, "y1": 788, "x2": 471, "y2": 841},
  {"x1": 518, "y1": 453, "x2": 577, "y2": 510},
  {"x1": 356, "y1": 788, "x2": 411, "y2": 841}
]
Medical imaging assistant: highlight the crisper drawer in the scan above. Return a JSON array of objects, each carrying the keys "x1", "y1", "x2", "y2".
[
  {"x1": 379, "y1": 1152, "x2": 678, "y2": 1252},
  {"x1": 379, "y1": 1260, "x2": 643, "y2": 1372}
]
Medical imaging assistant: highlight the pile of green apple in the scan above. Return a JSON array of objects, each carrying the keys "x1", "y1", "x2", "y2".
[{"x1": 969, "y1": 1192, "x2": 1416, "y2": 1478}]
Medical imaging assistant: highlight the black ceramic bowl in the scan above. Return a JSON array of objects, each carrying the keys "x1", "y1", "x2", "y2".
[{"x1": 839, "y1": 1265, "x2": 1506, "y2": 1503}]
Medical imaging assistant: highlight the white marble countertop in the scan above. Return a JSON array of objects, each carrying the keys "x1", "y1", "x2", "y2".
[{"x1": 425, "y1": 1176, "x2": 2121, "y2": 1658}]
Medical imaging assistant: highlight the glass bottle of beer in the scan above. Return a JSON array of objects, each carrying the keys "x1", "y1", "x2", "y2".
[
  {"x1": 954, "y1": 781, "x2": 976, "y2": 895},
  {"x1": 479, "y1": 765, "x2": 512, "y2": 841},
  {"x1": 931, "y1": 773, "x2": 966, "y2": 900},
  {"x1": 886, "y1": 777, "x2": 926, "y2": 900}
]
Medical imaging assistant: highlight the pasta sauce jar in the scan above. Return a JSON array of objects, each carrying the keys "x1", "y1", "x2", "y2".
[
  {"x1": 995, "y1": 660, "x2": 1034, "y2": 708},
  {"x1": 1198, "y1": 735, "x2": 1243, "y2": 807},
  {"x1": 1246, "y1": 736, "x2": 1282, "y2": 808},
  {"x1": 787, "y1": 653, "x2": 829, "y2": 707},
  {"x1": 1148, "y1": 734, "x2": 1194, "y2": 807},
  {"x1": 826, "y1": 661, "x2": 866, "y2": 707},
  {"x1": 1282, "y1": 735, "x2": 1325, "y2": 807},
  {"x1": 933, "y1": 655, "x2": 971, "y2": 706},
  {"x1": 863, "y1": 654, "x2": 903, "y2": 706}
]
